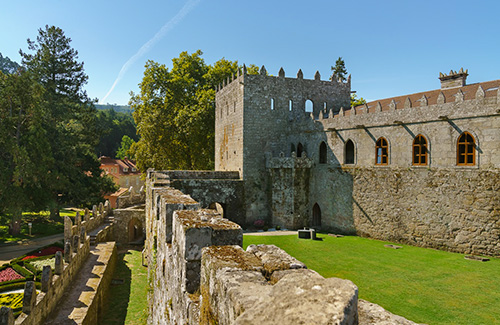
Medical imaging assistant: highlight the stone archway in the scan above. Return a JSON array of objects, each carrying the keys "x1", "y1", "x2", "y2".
[{"x1": 128, "y1": 217, "x2": 143, "y2": 243}]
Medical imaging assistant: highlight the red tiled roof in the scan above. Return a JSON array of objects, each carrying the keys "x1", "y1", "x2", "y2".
[{"x1": 99, "y1": 156, "x2": 140, "y2": 175}]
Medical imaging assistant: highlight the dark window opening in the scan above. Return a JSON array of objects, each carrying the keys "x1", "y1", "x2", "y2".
[
  {"x1": 312, "y1": 203, "x2": 321, "y2": 227},
  {"x1": 345, "y1": 140, "x2": 355, "y2": 164},
  {"x1": 297, "y1": 143, "x2": 304, "y2": 157},
  {"x1": 319, "y1": 142, "x2": 327, "y2": 164}
]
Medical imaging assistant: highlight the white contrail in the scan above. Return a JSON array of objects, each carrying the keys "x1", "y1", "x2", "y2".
[{"x1": 100, "y1": 0, "x2": 201, "y2": 104}]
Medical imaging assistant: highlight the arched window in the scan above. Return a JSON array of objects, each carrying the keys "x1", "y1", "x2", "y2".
[
  {"x1": 413, "y1": 135, "x2": 428, "y2": 166},
  {"x1": 319, "y1": 142, "x2": 327, "y2": 164},
  {"x1": 312, "y1": 203, "x2": 321, "y2": 227},
  {"x1": 305, "y1": 99, "x2": 313, "y2": 113},
  {"x1": 457, "y1": 132, "x2": 475, "y2": 166},
  {"x1": 290, "y1": 143, "x2": 296, "y2": 156},
  {"x1": 345, "y1": 140, "x2": 355, "y2": 164},
  {"x1": 289, "y1": 100, "x2": 293, "y2": 111},
  {"x1": 297, "y1": 143, "x2": 304, "y2": 158},
  {"x1": 375, "y1": 137, "x2": 389, "y2": 165},
  {"x1": 270, "y1": 98, "x2": 275, "y2": 110}
]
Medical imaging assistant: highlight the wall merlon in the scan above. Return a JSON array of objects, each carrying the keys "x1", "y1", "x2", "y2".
[{"x1": 322, "y1": 94, "x2": 500, "y2": 130}]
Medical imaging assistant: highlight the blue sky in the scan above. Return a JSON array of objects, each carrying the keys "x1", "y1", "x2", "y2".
[{"x1": 2, "y1": 0, "x2": 500, "y2": 105}]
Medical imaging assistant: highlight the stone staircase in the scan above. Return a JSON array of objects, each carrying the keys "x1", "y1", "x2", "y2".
[{"x1": 89, "y1": 217, "x2": 114, "y2": 246}]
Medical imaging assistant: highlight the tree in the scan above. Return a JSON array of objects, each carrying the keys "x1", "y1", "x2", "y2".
[
  {"x1": 116, "y1": 135, "x2": 136, "y2": 160},
  {"x1": 20, "y1": 26, "x2": 117, "y2": 218},
  {"x1": 95, "y1": 108, "x2": 138, "y2": 157},
  {"x1": 130, "y1": 51, "x2": 239, "y2": 172},
  {"x1": 330, "y1": 57, "x2": 347, "y2": 82},
  {"x1": 0, "y1": 70, "x2": 51, "y2": 234},
  {"x1": 351, "y1": 93, "x2": 367, "y2": 107},
  {"x1": 0, "y1": 53, "x2": 20, "y2": 74}
]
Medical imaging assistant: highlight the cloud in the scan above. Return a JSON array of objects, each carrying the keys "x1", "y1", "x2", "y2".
[{"x1": 100, "y1": 0, "x2": 201, "y2": 104}]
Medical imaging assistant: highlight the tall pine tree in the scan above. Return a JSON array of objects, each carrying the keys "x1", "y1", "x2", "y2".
[
  {"x1": 20, "y1": 25, "x2": 116, "y2": 219},
  {"x1": 330, "y1": 57, "x2": 347, "y2": 82}
]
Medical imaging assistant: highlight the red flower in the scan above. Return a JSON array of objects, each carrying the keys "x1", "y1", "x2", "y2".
[
  {"x1": 22, "y1": 246, "x2": 63, "y2": 260},
  {"x1": 0, "y1": 268, "x2": 23, "y2": 282}
]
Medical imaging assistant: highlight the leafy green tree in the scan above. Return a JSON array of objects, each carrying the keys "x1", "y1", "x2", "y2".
[
  {"x1": 95, "y1": 108, "x2": 138, "y2": 157},
  {"x1": 0, "y1": 70, "x2": 51, "y2": 234},
  {"x1": 130, "y1": 51, "x2": 239, "y2": 172},
  {"x1": 116, "y1": 135, "x2": 136, "y2": 160},
  {"x1": 20, "y1": 25, "x2": 117, "y2": 218},
  {"x1": 351, "y1": 93, "x2": 367, "y2": 107},
  {"x1": 330, "y1": 57, "x2": 347, "y2": 82}
]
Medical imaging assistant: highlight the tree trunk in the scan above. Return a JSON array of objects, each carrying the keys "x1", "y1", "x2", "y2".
[
  {"x1": 8, "y1": 210, "x2": 22, "y2": 235},
  {"x1": 50, "y1": 207, "x2": 61, "y2": 221}
]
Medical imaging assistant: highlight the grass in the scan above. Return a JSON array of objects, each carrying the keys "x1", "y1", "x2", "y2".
[
  {"x1": 243, "y1": 234, "x2": 500, "y2": 325},
  {"x1": 0, "y1": 209, "x2": 77, "y2": 243},
  {"x1": 101, "y1": 247, "x2": 148, "y2": 325}
]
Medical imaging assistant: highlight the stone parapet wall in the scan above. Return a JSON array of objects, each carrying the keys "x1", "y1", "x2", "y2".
[
  {"x1": 153, "y1": 170, "x2": 240, "y2": 180},
  {"x1": 15, "y1": 236, "x2": 91, "y2": 325},
  {"x1": 146, "y1": 180, "x2": 417, "y2": 324},
  {"x1": 78, "y1": 242, "x2": 117, "y2": 325}
]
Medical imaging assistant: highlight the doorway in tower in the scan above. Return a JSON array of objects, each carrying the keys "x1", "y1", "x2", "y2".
[{"x1": 312, "y1": 203, "x2": 321, "y2": 228}]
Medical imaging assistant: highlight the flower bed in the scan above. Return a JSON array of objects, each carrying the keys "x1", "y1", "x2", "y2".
[
  {"x1": 22, "y1": 246, "x2": 63, "y2": 260},
  {"x1": 28, "y1": 257, "x2": 55, "y2": 272},
  {"x1": 0, "y1": 268, "x2": 24, "y2": 283},
  {"x1": 0, "y1": 292, "x2": 23, "y2": 316}
]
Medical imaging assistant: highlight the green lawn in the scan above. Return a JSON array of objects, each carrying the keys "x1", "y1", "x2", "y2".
[
  {"x1": 243, "y1": 234, "x2": 500, "y2": 325},
  {"x1": 0, "y1": 210, "x2": 77, "y2": 243},
  {"x1": 101, "y1": 247, "x2": 148, "y2": 325}
]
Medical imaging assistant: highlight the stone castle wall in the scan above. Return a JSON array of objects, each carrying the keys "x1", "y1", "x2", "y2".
[
  {"x1": 145, "y1": 171, "x2": 417, "y2": 324},
  {"x1": 213, "y1": 65, "x2": 500, "y2": 256}
]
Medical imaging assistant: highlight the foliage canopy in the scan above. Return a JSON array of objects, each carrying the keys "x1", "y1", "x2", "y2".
[
  {"x1": 130, "y1": 50, "x2": 239, "y2": 171},
  {"x1": 0, "y1": 26, "x2": 117, "y2": 228}
]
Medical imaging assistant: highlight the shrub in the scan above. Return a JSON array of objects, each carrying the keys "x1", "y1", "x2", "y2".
[
  {"x1": 276, "y1": 225, "x2": 281, "y2": 230},
  {"x1": 11, "y1": 264, "x2": 34, "y2": 279},
  {"x1": 0, "y1": 282, "x2": 26, "y2": 293},
  {"x1": 23, "y1": 262, "x2": 38, "y2": 276}
]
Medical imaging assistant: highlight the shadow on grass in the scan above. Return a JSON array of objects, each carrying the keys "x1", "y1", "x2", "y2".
[{"x1": 100, "y1": 250, "x2": 132, "y2": 325}]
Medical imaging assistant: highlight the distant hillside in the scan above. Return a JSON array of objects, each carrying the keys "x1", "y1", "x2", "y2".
[
  {"x1": 0, "y1": 53, "x2": 20, "y2": 74},
  {"x1": 96, "y1": 104, "x2": 133, "y2": 113}
]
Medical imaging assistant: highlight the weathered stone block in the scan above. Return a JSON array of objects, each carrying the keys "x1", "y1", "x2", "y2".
[
  {"x1": 55, "y1": 251, "x2": 63, "y2": 275},
  {"x1": 22, "y1": 281, "x2": 37, "y2": 314},
  {"x1": 64, "y1": 240, "x2": 72, "y2": 263},
  {"x1": 41, "y1": 265, "x2": 52, "y2": 292},
  {"x1": 0, "y1": 307, "x2": 14, "y2": 325}
]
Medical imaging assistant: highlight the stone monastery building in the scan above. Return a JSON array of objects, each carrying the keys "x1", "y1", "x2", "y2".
[{"x1": 211, "y1": 65, "x2": 500, "y2": 256}]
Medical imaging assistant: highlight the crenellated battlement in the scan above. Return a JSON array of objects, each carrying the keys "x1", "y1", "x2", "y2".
[
  {"x1": 314, "y1": 78, "x2": 500, "y2": 130},
  {"x1": 216, "y1": 64, "x2": 351, "y2": 94}
]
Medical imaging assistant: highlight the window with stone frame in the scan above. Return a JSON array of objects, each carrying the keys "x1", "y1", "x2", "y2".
[
  {"x1": 375, "y1": 137, "x2": 388, "y2": 165},
  {"x1": 412, "y1": 135, "x2": 428, "y2": 166},
  {"x1": 457, "y1": 132, "x2": 475, "y2": 166}
]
